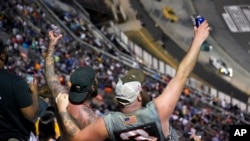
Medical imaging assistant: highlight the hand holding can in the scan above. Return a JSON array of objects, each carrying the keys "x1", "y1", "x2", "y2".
[
  {"x1": 195, "y1": 16, "x2": 205, "y2": 27},
  {"x1": 51, "y1": 24, "x2": 61, "y2": 37}
]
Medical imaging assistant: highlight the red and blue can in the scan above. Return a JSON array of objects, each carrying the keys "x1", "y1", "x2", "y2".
[{"x1": 195, "y1": 16, "x2": 205, "y2": 27}]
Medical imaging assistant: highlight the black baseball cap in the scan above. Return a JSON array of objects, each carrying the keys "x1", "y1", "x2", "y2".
[{"x1": 69, "y1": 66, "x2": 96, "y2": 103}]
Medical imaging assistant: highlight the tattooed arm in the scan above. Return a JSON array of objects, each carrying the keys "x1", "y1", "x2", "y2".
[
  {"x1": 45, "y1": 31, "x2": 68, "y2": 98},
  {"x1": 45, "y1": 31, "x2": 100, "y2": 140},
  {"x1": 44, "y1": 31, "x2": 72, "y2": 139}
]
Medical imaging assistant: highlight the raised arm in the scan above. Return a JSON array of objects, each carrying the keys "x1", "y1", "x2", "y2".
[
  {"x1": 45, "y1": 31, "x2": 73, "y2": 140},
  {"x1": 155, "y1": 21, "x2": 210, "y2": 121},
  {"x1": 45, "y1": 31, "x2": 68, "y2": 98}
]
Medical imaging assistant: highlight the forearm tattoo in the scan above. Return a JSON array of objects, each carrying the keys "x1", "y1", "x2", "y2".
[
  {"x1": 45, "y1": 42, "x2": 68, "y2": 98},
  {"x1": 60, "y1": 112, "x2": 78, "y2": 137}
]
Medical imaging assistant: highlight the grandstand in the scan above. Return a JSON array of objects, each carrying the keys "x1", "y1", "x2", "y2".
[{"x1": 0, "y1": 0, "x2": 249, "y2": 140}]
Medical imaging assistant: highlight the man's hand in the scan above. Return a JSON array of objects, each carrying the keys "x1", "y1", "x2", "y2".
[
  {"x1": 48, "y1": 30, "x2": 63, "y2": 47},
  {"x1": 56, "y1": 93, "x2": 69, "y2": 112},
  {"x1": 193, "y1": 20, "x2": 210, "y2": 46},
  {"x1": 26, "y1": 74, "x2": 39, "y2": 121},
  {"x1": 29, "y1": 76, "x2": 38, "y2": 95}
]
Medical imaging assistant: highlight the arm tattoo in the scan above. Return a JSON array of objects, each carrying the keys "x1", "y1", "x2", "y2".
[
  {"x1": 60, "y1": 112, "x2": 79, "y2": 137},
  {"x1": 45, "y1": 42, "x2": 68, "y2": 98}
]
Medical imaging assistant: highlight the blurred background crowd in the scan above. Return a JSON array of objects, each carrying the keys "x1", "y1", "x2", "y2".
[{"x1": 0, "y1": 0, "x2": 249, "y2": 141}]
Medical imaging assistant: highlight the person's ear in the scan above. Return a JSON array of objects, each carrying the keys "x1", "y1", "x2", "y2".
[
  {"x1": 90, "y1": 83, "x2": 98, "y2": 97},
  {"x1": 137, "y1": 94, "x2": 142, "y2": 102},
  {"x1": 67, "y1": 82, "x2": 72, "y2": 88}
]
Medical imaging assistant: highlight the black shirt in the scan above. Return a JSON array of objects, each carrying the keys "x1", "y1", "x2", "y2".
[{"x1": 0, "y1": 69, "x2": 35, "y2": 140}]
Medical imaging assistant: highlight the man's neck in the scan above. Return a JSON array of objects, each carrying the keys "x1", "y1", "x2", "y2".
[
  {"x1": 121, "y1": 102, "x2": 142, "y2": 114},
  {"x1": 83, "y1": 100, "x2": 91, "y2": 107}
]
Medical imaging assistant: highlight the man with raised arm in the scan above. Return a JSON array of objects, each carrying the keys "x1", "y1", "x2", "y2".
[
  {"x1": 56, "y1": 21, "x2": 210, "y2": 141},
  {"x1": 44, "y1": 31, "x2": 98, "y2": 137}
]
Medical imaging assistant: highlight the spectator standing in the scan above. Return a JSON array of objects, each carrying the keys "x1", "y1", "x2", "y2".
[
  {"x1": 44, "y1": 31, "x2": 98, "y2": 137},
  {"x1": 55, "y1": 21, "x2": 210, "y2": 140},
  {"x1": 36, "y1": 106, "x2": 60, "y2": 141},
  {"x1": 0, "y1": 40, "x2": 39, "y2": 140}
]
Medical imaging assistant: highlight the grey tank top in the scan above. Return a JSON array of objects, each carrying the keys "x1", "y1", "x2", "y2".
[{"x1": 104, "y1": 101, "x2": 178, "y2": 141}]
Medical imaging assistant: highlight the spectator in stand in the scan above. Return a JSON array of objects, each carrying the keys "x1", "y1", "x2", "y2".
[
  {"x1": 36, "y1": 106, "x2": 60, "y2": 141},
  {"x1": 55, "y1": 20, "x2": 210, "y2": 140},
  {"x1": 0, "y1": 1, "x2": 248, "y2": 140},
  {"x1": 0, "y1": 40, "x2": 39, "y2": 140},
  {"x1": 44, "y1": 31, "x2": 98, "y2": 137},
  {"x1": 128, "y1": 71, "x2": 179, "y2": 141}
]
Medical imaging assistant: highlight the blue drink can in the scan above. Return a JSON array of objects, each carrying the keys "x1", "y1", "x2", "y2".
[{"x1": 195, "y1": 16, "x2": 205, "y2": 27}]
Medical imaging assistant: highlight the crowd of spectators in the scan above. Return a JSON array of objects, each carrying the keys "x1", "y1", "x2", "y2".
[{"x1": 0, "y1": 0, "x2": 249, "y2": 140}]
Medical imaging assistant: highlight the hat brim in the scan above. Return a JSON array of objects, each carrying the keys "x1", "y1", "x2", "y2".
[
  {"x1": 69, "y1": 91, "x2": 88, "y2": 103},
  {"x1": 116, "y1": 98, "x2": 130, "y2": 106}
]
